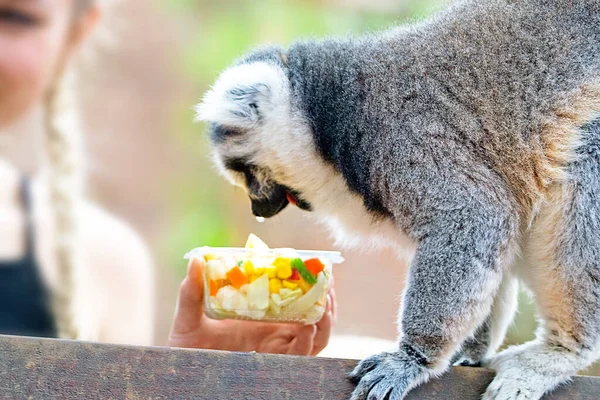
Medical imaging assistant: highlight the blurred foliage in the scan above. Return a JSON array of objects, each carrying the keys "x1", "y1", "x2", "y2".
[{"x1": 156, "y1": 0, "x2": 543, "y2": 359}]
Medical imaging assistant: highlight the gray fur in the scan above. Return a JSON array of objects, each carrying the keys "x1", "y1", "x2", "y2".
[
  {"x1": 483, "y1": 119, "x2": 600, "y2": 399},
  {"x1": 451, "y1": 321, "x2": 491, "y2": 367},
  {"x1": 196, "y1": 0, "x2": 600, "y2": 399}
]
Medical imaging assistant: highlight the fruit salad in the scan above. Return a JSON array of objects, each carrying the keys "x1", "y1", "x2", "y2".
[{"x1": 184, "y1": 234, "x2": 344, "y2": 324}]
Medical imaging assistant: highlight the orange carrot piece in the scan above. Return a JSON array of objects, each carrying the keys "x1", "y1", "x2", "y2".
[
  {"x1": 304, "y1": 258, "x2": 325, "y2": 276},
  {"x1": 209, "y1": 279, "x2": 219, "y2": 296},
  {"x1": 226, "y1": 267, "x2": 248, "y2": 289}
]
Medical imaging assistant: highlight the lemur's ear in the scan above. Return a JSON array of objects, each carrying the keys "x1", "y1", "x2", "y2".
[{"x1": 195, "y1": 63, "x2": 280, "y2": 129}]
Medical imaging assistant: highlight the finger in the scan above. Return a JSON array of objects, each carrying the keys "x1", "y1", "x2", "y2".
[
  {"x1": 169, "y1": 257, "x2": 207, "y2": 337},
  {"x1": 287, "y1": 324, "x2": 316, "y2": 356},
  {"x1": 312, "y1": 300, "x2": 333, "y2": 356}
]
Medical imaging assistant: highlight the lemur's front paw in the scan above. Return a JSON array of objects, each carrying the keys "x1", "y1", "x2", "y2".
[{"x1": 348, "y1": 346, "x2": 431, "y2": 400}]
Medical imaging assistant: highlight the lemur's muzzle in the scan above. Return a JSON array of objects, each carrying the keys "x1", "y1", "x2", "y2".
[
  {"x1": 250, "y1": 184, "x2": 289, "y2": 218},
  {"x1": 250, "y1": 184, "x2": 312, "y2": 218}
]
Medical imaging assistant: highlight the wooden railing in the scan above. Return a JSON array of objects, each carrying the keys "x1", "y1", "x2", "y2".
[{"x1": 0, "y1": 335, "x2": 598, "y2": 399}]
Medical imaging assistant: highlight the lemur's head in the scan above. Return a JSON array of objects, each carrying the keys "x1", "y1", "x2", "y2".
[
  {"x1": 194, "y1": 45, "x2": 407, "y2": 251},
  {"x1": 194, "y1": 46, "x2": 317, "y2": 219}
]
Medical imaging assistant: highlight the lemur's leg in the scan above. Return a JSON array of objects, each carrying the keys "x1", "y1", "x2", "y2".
[
  {"x1": 483, "y1": 121, "x2": 600, "y2": 400},
  {"x1": 350, "y1": 189, "x2": 518, "y2": 400},
  {"x1": 452, "y1": 275, "x2": 519, "y2": 367}
]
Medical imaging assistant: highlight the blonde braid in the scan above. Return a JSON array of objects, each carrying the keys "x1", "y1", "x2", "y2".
[
  {"x1": 41, "y1": 0, "x2": 113, "y2": 341},
  {"x1": 43, "y1": 68, "x2": 86, "y2": 340}
]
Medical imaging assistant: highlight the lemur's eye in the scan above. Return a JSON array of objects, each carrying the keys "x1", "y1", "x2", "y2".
[
  {"x1": 225, "y1": 158, "x2": 251, "y2": 173},
  {"x1": 210, "y1": 123, "x2": 243, "y2": 143},
  {"x1": 225, "y1": 158, "x2": 257, "y2": 188}
]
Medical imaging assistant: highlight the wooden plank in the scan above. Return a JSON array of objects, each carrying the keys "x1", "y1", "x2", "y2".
[{"x1": 0, "y1": 335, "x2": 598, "y2": 399}]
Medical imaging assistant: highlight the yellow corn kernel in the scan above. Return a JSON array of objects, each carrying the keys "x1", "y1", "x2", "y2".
[
  {"x1": 282, "y1": 280, "x2": 299, "y2": 290},
  {"x1": 298, "y1": 279, "x2": 312, "y2": 293},
  {"x1": 275, "y1": 259, "x2": 292, "y2": 279},
  {"x1": 204, "y1": 253, "x2": 218, "y2": 261},
  {"x1": 242, "y1": 260, "x2": 255, "y2": 275},
  {"x1": 269, "y1": 278, "x2": 282, "y2": 294},
  {"x1": 250, "y1": 275, "x2": 259, "y2": 283},
  {"x1": 265, "y1": 266, "x2": 277, "y2": 279},
  {"x1": 273, "y1": 257, "x2": 291, "y2": 268}
]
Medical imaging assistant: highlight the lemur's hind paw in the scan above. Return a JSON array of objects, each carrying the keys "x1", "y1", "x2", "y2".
[
  {"x1": 482, "y1": 344, "x2": 573, "y2": 400},
  {"x1": 482, "y1": 374, "x2": 548, "y2": 400}
]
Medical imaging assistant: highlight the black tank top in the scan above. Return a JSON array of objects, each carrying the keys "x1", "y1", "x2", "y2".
[{"x1": 0, "y1": 177, "x2": 57, "y2": 338}]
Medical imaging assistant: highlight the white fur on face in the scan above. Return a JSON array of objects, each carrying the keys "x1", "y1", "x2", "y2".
[
  {"x1": 194, "y1": 62, "x2": 289, "y2": 129},
  {"x1": 195, "y1": 61, "x2": 416, "y2": 255}
]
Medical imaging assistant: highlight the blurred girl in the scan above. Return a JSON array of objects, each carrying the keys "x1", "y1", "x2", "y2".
[
  {"x1": 0, "y1": 0, "x2": 334, "y2": 355},
  {"x1": 0, "y1": 0, "x2": 153, "y2": 343}
]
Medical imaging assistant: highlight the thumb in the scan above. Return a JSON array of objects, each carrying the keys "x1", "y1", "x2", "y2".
[{"x1": 168, "y1": 257, "x2": 207, "y2": 338}]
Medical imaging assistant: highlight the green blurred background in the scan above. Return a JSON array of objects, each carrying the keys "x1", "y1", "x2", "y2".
[{"x1": 74, "y1": 0, "x2": 597, "y2": 374}]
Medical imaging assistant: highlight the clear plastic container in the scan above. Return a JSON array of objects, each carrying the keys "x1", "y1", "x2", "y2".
[{"x1": 184, "y1": 246, "x2": 344, "y2": 324}]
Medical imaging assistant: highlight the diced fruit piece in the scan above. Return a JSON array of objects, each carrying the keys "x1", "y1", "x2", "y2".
[
  {"x1": 289, "y1": 269, "x2": 300, "y2": 281},
  {"x1": 279, "y1": 296, "x2": 298, "y2": 307},
  {"x1": 298, "y1": 278, "x2": 312, "y2": 293},
  {"x1": 304, "y1": 258, "x2": 325, "y2": 276},
  {"x1": 207, "y1": 259, "x2": 227, "y2": 281},
  {"x1": 245, "y1": 233, "x2": 269, "y2": 250},
  {"x1": 284, "y1": 272, "x2": 327, "y2": 314},
  {"x1": 253, "y1": 260, "x2": 277, "y2": 278},
  {"x1": 271, "y1": 293, "x2": 282, "y2": 305},
  {"x1": 282, "y1": 280, "x2": 299, "y2": 290},
  {"x1": 274, "y1": 257, "x2": 293, "y2": 279},
  {"x1": 224, "y1": 257, "x2": 237, "y2": 269},
  {"x1": 266, "y1": 266, "x2": 277, "y2": 279},
  {"x1": 242, "y1": 260, "x2": 255, "y2": 275},
  {"x1": 209, "y1": 279, "x2": 219, "y2": 296},
  {"x1": 273, "y1": 257, "x2": 290, "y2": 268},
  {"x1": 281, "y1": 288, "x2": 303, "y2": 301},
  {"x1": 269, "y1": 278, "x2": 282, "y2": 294},
  {"x1": 269, "y1": 298, "x2": 281, "y2": 315},
  {"x1": 273, "y1": 290, "x2": 302, "y2": 307},
  {"x1": 240, "y1": 284, "x2": 249, "y2": 295},
  {"x1": 291, "y1": 258, "x2": 317, "y2": 284},
  {"x1": 204, "y1": 253, "x2": 218, "y2": 261},
  {"x1": 216, "y1": 286, "x2": 248, "y2": 312},
  {"x1": 247, "y1": 273, "x2": 269, "y2": 311},
  {"x1": 226, "y1": 266, "x2": 248, "y2": 289}
]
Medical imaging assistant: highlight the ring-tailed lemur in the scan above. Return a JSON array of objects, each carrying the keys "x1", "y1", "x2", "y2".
[{"x1": 195, "y1": 0, "x2": 600, "y2": 399}]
